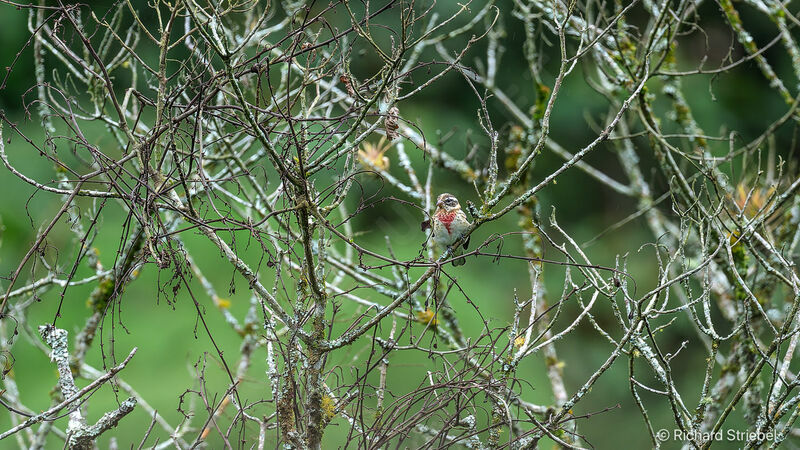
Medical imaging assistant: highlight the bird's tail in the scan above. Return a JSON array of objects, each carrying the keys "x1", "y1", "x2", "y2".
[{"x1": 452, "y1": 246, "x2": 466, "y2": 266}]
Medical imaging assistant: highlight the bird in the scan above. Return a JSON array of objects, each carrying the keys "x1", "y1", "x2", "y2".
[{"x1": 422, "y1": 193, "x2": 471, "y2": 266}]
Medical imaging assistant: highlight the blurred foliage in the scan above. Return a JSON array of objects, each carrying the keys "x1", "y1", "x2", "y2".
[{"x1": 0, "y1": 0, "x2": 799, "y2": 448}]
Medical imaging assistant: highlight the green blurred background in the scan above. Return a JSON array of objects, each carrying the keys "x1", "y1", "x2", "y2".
[{"x1": 0, "y1": 1, "x2": 796, "y2": 448}]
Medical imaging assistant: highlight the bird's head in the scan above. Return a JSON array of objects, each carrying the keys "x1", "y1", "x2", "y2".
[{"x1": 436, "y1": 193, "x2": 461, "y2": 212}]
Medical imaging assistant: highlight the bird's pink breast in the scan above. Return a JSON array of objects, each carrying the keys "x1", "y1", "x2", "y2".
[{"x1": 438, "y1": 211, "x2": 456, "y2": 233}]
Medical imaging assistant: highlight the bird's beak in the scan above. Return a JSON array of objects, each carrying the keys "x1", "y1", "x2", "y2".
[{"x1": 436, "y1": 200, "x2": 444, "y2": 208}]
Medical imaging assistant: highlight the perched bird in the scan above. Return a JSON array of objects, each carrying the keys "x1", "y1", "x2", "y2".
[{"x1": 422, "y1": 193, "x2": 471, "y2": 266}]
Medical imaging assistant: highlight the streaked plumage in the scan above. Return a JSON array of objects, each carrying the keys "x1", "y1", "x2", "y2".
[{"x1": 425, "y1": 193, "x2": 471, "y2": 265}]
